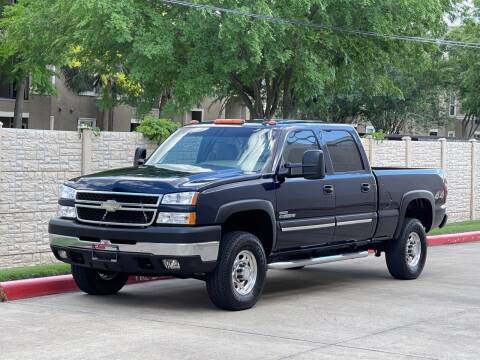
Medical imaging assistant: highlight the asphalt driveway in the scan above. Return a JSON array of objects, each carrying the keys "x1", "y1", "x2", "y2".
[{"x1": 1, "y1": 243, "x2": 479, "y2": 360}]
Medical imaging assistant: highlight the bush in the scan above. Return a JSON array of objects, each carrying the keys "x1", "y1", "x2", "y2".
[{"x1": 136, "y1": 116, "x2": 181, "y2": 143}]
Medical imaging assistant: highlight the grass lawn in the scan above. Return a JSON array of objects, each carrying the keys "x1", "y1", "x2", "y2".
[
  {"x1": 0, "y1": 263, "x2": 71, "y2": 282},
  {"x1": 429, "y1": 220, "x2": 480, "y2": 236}
]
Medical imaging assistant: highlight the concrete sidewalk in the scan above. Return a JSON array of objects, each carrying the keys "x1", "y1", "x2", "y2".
[{"x1": 1, "y1": 243, "x2": 479, "y2": 360}]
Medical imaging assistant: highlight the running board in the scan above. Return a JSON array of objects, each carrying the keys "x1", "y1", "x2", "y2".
[{"x1": 268, "y1": 251, "x2": 369, "y2": 270}]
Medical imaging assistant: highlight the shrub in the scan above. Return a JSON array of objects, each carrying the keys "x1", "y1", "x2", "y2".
[{"x1": 136, "y1": 116, "x2": 181, "y2": 143}]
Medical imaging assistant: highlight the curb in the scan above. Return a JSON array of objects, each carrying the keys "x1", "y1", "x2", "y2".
[
  {"x1": 427, "y1": 231, "x2": 480, "y2": 247},
  {"x1": 0, "y1": 275, "x2": 168, "y2": 302},
  {"x1": 1, "y1": 231, "x2": 479, "y2": 302}
]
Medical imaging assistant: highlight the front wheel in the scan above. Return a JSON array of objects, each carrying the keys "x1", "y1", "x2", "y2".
[
  {"x1": 72, "y1": 265, "x2": 129, "y2": 295},
  {"x1": 206, "y1": 231, "x2": 267, "y2": 311},
  {"x1": 386, "y1": 218, "x2": 427, "y2": 280}
]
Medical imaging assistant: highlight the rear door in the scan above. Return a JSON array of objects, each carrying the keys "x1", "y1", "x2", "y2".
[
  {"x1": 274, "y1": 129, "x2": 335, "y2": 250},
  {"x1": 322, "y1": 130, "x2": 377, "y2": 243}
]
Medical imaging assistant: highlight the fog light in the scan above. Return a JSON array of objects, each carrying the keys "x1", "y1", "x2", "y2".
[
  {"x1": 162, "y1": 259, "x2": 180, "y2": 270},
  {"x1": 58, "y1": 249, "x2": 68, "y2": 259},
  {"x1": 58, "y1": 205, "x2": 76, "y2": 219}
]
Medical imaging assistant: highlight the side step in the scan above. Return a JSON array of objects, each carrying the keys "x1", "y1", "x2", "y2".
[{"x1": 268, "y1": 251, "x2": 369, "y2": 270}]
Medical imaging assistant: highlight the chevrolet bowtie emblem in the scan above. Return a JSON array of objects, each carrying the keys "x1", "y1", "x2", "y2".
[{"x1": 100, "y1": 200, "x2": 122, "y2": 212}]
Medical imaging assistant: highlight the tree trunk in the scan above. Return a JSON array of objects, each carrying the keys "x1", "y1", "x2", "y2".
[
  {"x1": 13, "y1": 78, "x2": 26, "y2": 128},
  {"x1": 467, "y1": 116, "x2": 479, "y2": 138},
  {"x1": 102, "y1": 107, "x2": 114, "y2": 131},
  {"x1": 158, "y1": 89, "x2": 172, "y2": 117}
]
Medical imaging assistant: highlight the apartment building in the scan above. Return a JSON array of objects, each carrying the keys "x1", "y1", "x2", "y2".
[{"x1": 0, "y1": 72, "x2": 249, "y2": 131}]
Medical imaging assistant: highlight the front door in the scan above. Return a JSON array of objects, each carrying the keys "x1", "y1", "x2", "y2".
[
  {"x1": 275, "y1": 129, "x2": 335, "y2": 250},
  {"x1": 322, "y1": 130, "x2": 377, "y2": 243}
]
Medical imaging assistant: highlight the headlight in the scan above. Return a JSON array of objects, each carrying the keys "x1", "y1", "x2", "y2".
[
  {"x1": 156, "y1": 212, "x2": 196, "y2": 225},
  {"x1": 58, "y1": 205, "x2": 76, "y2": 219},
  {"x1": 161, "y1": 192, "x2": 198, "y2": 205},
  {"x1": 59, "y1": 185, "x2": 76, "y2": 200}
]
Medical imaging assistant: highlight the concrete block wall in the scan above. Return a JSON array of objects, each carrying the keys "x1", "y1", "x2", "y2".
[
  {"x1": 89, "y1": 131, "x2": 158, "y2": 174},
  {"x1": 476, "y1": 143, "x2": 480, "y2": 220},
  {"x1": 363, "y1": 137, "x2": 478, "y2": 222},
  {"x1": 445, "y1": 142, "x2": 472, "y2": 221},
  {"x1": 0, "y1": 129, "x2": 82, "y2": 268},
  {"x1": 0, "y1": 128, "x2": 477, "y2": 268},
  {"x1": 0, "y1": 127, "x2": 155, "y2": 269}
]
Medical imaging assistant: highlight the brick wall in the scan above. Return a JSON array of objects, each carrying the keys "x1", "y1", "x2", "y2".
[{"x1": 0, "y1": 128, "x2": 477, "y2": 268}]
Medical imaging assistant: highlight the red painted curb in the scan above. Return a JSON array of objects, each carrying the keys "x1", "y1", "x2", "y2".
[
  {"x1": 0, "y1": 275, "x2": 167, "y2": 302},
  {"x1": 427, "y1": 231, "x2": 480, "y2": 247}
]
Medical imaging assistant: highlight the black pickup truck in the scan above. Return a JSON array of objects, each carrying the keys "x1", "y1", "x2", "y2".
[{"x1": 49, "y1": 120, "x2": 448, "y2": 310}]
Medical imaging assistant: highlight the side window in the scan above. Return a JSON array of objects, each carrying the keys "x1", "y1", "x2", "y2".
[
  {"x1": 283, "y1": 130, "x2": 319, "y2": 175},
  {"x1": 323, "y1": 130, "x2": 364, "y2": 173}
]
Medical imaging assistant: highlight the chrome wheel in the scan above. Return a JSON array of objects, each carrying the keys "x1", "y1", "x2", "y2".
[
  {"x1": 231, "y1": 250, "x2": 257, "y2": 296},
  {"x1": 406, "y1": 232, "x2": 422, "y2": 267},
  {"x1": 97, "y1": 272, "x2": 117, "y2": 281}
]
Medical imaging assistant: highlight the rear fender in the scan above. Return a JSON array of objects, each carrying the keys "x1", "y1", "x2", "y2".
[{"x1": 394, "y1": 190, "x2": 435, "y2": 239}]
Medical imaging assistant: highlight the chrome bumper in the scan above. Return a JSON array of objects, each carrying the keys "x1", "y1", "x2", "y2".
[{"x1": 49, "y1": 234, "x2": 219, "y2": 262}]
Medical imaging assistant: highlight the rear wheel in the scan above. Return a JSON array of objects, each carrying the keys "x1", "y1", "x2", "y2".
[
  {"x1": 386, "y1": 218, "x2": 427, "y2": 280},
  {"x1": 72, "y1": 265, "x2": 129, "y2": 295},
  {"x1": 206, "y1": 231, "x2": 267, "y2": 311}
]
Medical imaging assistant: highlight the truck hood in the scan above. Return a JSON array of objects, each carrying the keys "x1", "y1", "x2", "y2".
[{"x1": 69, "y1": 165, "x2": 260, "y2": 194}]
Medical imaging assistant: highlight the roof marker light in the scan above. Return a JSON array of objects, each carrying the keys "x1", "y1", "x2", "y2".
[
  {"x1": 265, "y1": 120, "x2": 277, "y2": 126},
  {"x1": 214, "y1": 119, "x2": 245, "y2": 125}
]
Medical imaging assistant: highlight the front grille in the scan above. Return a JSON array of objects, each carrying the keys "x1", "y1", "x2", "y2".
[
  {"x1": 76, "y1": 192, "x2": 159, "y2": 205},
  {"x1": 75, "y1": 191, "x2": 160, "y2": 227}
]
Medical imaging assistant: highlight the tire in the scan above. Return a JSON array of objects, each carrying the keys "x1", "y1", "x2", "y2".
[
  {"x1": 386, "y1": 218, "x2": 427, "y2": 280},
  {"x1": 206, "y1": 231, "x2": 267, "y2": 311},
  {"x1": 71, "y1": 265, "x2": 129, "y2": 295}
]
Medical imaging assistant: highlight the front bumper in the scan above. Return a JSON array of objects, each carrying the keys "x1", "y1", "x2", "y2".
[{"x1": 49, "y1": 218, "x2": 221, "y2": 276}]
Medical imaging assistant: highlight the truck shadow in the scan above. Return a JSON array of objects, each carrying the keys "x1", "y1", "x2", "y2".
[{"x1": 85, "y1": 264, "x2": 393, "y2": 311}]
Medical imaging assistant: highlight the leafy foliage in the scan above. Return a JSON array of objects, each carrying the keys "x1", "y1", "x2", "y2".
[
  {"x1": 0, "y1": 0, "x2": 458, "y2": 131},
  {"x1": 136, "y1": 116, "x2": 180, "y2": 143},
  {"x1": 443, "y1": 2, "x2": 480, "y2": 137},
  {"x1": 177, "y1": 0, "x2": 455, "y2": 120}
]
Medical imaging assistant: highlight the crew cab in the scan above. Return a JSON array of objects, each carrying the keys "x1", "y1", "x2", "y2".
[{"x1": 49, "y1": 120, "x2": 448, "y2": 310}]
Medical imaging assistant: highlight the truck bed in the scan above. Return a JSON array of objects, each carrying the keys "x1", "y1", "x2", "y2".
[{"x1": 372, "y1": 167, "x2": 446, "y2": 239}]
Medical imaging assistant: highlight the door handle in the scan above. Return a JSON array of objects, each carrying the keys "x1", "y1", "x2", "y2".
[
  {"x1": 361, "y1": 183, "x2": 371, "y2": 192},
  {"x1": 323, "y1": 185, "x2": 334, "y2": 194}
]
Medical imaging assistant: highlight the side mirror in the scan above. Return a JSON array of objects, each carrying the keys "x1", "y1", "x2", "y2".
[
  {"x1": 134, "y1": 147, "x2": 147, "y2": 166},
  {"x1": 302, "y1": 150, "x2": 325, "y2": 180}
]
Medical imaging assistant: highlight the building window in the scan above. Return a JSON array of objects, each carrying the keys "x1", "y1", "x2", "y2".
[
  {"x1": 449, "y1": 94, "x2": 456, "y2": 117},
  {"x1": 0, "y1": 117, "x2": 28, "y2": 129},
  {"x1": 191, "y1": 110, "x2": 203, "y2": 122},
  {"x1": 429, "y1": 129, "x2": 439, "y2": 136},
  {"x1": 130, "y1": 118, "x2": 140, "y2": 132},
  {"x1": 448, "y1": 131, "x2": 456, "y2": 138},
  {"x1": 78, "y1": 118, "x2": 96, "y2": 130}
]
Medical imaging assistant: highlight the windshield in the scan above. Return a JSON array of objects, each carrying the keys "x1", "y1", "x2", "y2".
[{"x1": 146, "y1": 126, "x2": 276, "y2": 173}]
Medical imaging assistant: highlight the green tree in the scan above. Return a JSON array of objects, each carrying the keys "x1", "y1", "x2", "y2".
[
  {"x1": 1, "y1": 0, "x2": 456, "y2": 125},
  {"x1": 444, "y1": 2, "x2": 480, "y2": 137},
  {"x1": 1, "y1": 0, "x2": 182, "y2": 126},
  {"x1": 176, "y1": 0, "x2": 455, "y2": 119}
]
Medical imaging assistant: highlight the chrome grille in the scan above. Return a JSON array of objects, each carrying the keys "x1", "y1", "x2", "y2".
[{"x1": 75, "y1": 191, "x2": 161, "y2": 227}]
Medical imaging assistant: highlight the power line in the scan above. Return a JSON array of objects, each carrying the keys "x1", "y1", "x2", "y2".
[{"x1": 161, "y1": 0, "x2": 480, "y2": 49}]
